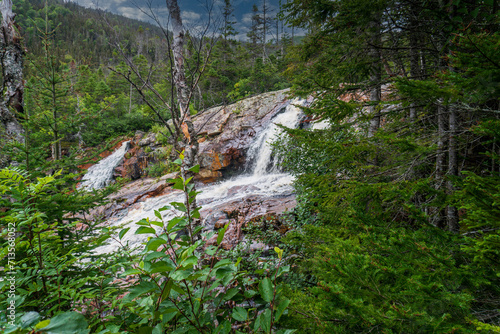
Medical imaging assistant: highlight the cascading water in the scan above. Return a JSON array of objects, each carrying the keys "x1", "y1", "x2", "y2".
[
  {"x1": 94, "y1": 99, "x2": 306, "y2": 254},
  {"x1": 246, "y1": 100, "x2": 304, "y2": 175},
  {"x1": 80, "y1": 141, "x2": 130, "y2": 190}
]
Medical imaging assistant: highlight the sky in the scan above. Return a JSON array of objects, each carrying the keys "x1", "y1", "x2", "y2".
[{"x1": 71, "y1": 0, "x2": 285, "y2": 41}]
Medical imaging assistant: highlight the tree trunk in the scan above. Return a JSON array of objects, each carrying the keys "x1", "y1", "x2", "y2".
[
  {"x1": 447, "y1": 105, "x2": 459, "y2": 233},
  {"x1": 166, "y1": 0, "x2": 199, "y2": 240},
  {"x1": 368, "y1": 18, "x2": 382, "y2": 138},
  {"x1": 408, "y1": 4, "x2": 420, "y2": 122},
  {"x1": 0, "y1": 0, "x2": 24, "y2": 149}
]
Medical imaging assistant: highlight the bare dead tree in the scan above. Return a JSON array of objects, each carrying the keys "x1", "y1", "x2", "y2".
[{"x1": 103, "y1": 0, "x2": 219, "y2": 241}]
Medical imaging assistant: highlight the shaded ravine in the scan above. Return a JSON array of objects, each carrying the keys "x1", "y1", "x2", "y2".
[{"x1": 94, "y1": 99, "x2": 306, "y2": 254}]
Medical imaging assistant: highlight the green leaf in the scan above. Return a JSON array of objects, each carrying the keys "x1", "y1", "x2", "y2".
[
  {"x1": 173, "y1": 158, "x2": 183, "y2": 165},
  {"x1": 21, "y1": 312, "x2": 40, "y2": 328},
  {"x1": 259, "y1": 277, "x2": 273, "y2": 303},
  {"x1": 275, "y1": 299, "x2": 290, "y2": 321},
  {"x1": 137, "y1": 326, "x2": 153, "y2": 334},
  {"x1": 150, "y1": 220, "x2": 163, "y2": 228},
  {"x1": 167, "y1": 217, "x2": 186, "y2": 231},
  {"x1": 244, "y1": 290, "x2": 257, "y2": 298},
  {"x1": 169, "y1": 178, "x2": 184, "y2": 190},
  {"x1": 188, "y1": 164, "x2": 200, "y2": 173},
  {"x1": 39, "y1": 311, "x2": 89, "y2": 334},
  {"x1": 215, "y1": 267, "x2": 234, "y2": 280},
  {"x1": 126, "y1": 281, "x2": 157, "y2": 300},
  {"x1": 171, "y1": 202, "x2": 187, "y2": 212},
  {"x1": 232, "y1": 307, "x2": 248, "y2": 322},
  {"x1": 184, "y1": 176, "x2": 193, "y2": 185},
  {"x1": 217, "y1": 223, "x2": 229, "y2": 245},
  {"x1": 254, "y1": 314, "x2": 261, "y2": 332},
  {"x1": 180, "y1": 256, "x2": 198, "y2": 267},
  {"x1": 192, "y1": 208, "x2": 201, "y2": 219},
  {"x1": 152, "y1": 324, "x2": 162, "y2": 334},
  {"x1": 150, "y1": 261, "x2": 175, "y2": 273},
  {"x1": 122, "y1": 268, "x2": 141, "y2": 276},
  {"x1": 119, "y1": 227, "x2": 130, "y2": 240},
  {"x1": 213, "y1": 259, "x2": 233, "y2": 269},
  {"x1": 154, "y1": 210, "x2": 162, "y2": 220},
  {"x1": 136, "y1": 226, "x2": 156, "y2": 234},
  {"x1": 223, "y1": 287, "x2": 240, "y2": 301},
  {"x1": 160, "y1": 280, "x2": 174, "y2": 302},
  {"x1": 145, "y1": 251, "x2": 167, "y2": 261},
  {"x1": 170, "y1": 268, "x2": 193, "y2": 281},
  {"x1": 274, "y1": 246, "x2": 283, "y2": 260},
  {"x1": 146, "y1": 238, "x2": 168, "y2": 251},
  {"x1": 205, "y1": 245, "x2": 217, "y2": 256},
  {"x1": 276, "y1": 265, "x2": 290, "y2": 278},
  {"x1": 261, "y1": 309, "x2": 272, "y2": 333}
]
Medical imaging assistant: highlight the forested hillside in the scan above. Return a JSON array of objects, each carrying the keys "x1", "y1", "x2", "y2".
[
  {"x1": 14, "y1": 0, "x2": 164, "y2": 65},
  {"x1": 1, "y1": 0, "x2": 499, "y2": 333}
]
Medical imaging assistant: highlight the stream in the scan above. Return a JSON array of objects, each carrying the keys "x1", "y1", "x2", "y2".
[{"x1": 86, "y1": 99, "x2": 305, "y2": 254}]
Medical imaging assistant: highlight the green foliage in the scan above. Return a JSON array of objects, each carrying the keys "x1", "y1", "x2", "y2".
[
  {"x1": 282, "y1": 214, "x2": 475, "y2": 332},
  {"x1": 81, "y1": 113, "x2": 153, "y2": 147},
  {"x1": 145, "y1": 160, "x2": 177, "y2": 178},
  {"x1": 112, "y1": 166, "x2": 292, "y2": 333},
  {"x1": 151, "y1": 124, "x2": 172, "y2": 146},
  {"x1": 274, "y1": 0, "x2": 500, "y2": 332},
  {"x1": 0, "y1": 167, "x2": 122, "y2": 330},
  {"x1": 3, "y1": 311, "x2": 89, "y2": 334}
]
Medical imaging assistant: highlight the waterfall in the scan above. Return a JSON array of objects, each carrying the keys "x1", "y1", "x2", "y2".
[
  {"x1": 80, "y1": 141, "x2": 130, "y2": 190},
  {"x1": 247, "y1": 98, "x2": 305, "y2": 175},
  {"x1": 94, "y1": 100, "x2": 306, "y2": 254}
]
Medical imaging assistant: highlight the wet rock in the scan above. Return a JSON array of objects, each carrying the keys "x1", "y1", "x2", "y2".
[
  {"x1": 193, "y1": 89, "x2": 292, "y2": 182},
  {"x1": 248, "y1": 240, "x2": 270, "y2": 253},
  {"x1": 214, "y1": 219, "x2": 232, "y2": 229},
  {"x1": 138, "y1": 132, "x2": 157, "y2": 147},
  {"x1": 108, "y1": 172, "x2": 178, "y2": 208},
  {"x1": 134, "y1": 130, "x2": 145, "y2": 141},
  {"x1": 203, "y1": 210, "x2": 228, "y2": 230},
  {"x1": 200, "y1": 193, "x2": 296, "y2": 250}
]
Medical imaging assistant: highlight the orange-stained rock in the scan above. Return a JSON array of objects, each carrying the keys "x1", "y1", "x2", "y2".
[{"x1": 193, "y1": 89, "x2": 296, "y2": 182}]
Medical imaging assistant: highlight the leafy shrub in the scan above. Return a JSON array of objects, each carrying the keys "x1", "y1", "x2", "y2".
[
  {"x1": 0, "y1": 167, "x2": 122, "y2": 331},
  {"x1": 145, "y1": 161, "x2": 178, "y2": 177},
  {"x1": 151, "y1": 123, "x2": 172, "y2": 146}
]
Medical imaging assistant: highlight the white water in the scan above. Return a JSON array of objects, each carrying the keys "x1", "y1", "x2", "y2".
[
  {"x1": 94, "y1": 100, "x2": 305, "y2": 254},
  {"x1": 247, "y1": 100, "x2": 304, "y2": 175},
  {"x1": 80, "y1": 141, "x2": 130, "y2": 190}
]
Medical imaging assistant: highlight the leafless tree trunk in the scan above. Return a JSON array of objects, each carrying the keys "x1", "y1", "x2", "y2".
[
  {"x1": 0, "y1": 0, "x2": 24, "y2": 148},
  {"x1": 408, "y1": 3, "x2": 421, "y2": 122},
  {"x1": 368, "y1": 18, "x2": 382, "y2": 138},
  {"x1": 166, "y1": 0, "x2": 200, "y2": 241},
  {"x1": 166, "y1": 0, "x2": 198, "y2": 169},
  {"x1": 447, "y1": 105, "x2": 459, "y2": 233}
]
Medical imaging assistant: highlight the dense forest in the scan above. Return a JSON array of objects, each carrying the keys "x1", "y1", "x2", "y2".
[{"x1": 1, "y1": 0, "x2": 499, "y2": 333}]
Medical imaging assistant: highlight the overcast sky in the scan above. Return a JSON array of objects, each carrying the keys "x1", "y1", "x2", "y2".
[{"x1": 71, "y1": 0, "x2": 286, "y2": 41}]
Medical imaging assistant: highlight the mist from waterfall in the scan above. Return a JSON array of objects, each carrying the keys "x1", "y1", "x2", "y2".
[{"x1": 93, "y1": 99, "x2": 305, "y2": 254}]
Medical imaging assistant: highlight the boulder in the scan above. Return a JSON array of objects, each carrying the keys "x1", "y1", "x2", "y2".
[
  {"x1": 138, "y1": 132, "x2": 157, "y2": 147},
  {"x1": 193, "y1": 89, "x2": 292, "y2": 182}
]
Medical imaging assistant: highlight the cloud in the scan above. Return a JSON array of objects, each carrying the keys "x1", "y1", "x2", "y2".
[
  {"x1": 70, "y1": 0, "x2": 288, "y2": 42},
  {"x1": 181, "y1": 10, "x2": 201, "y2": 23},
  {"x1": 241, "y1": 12, "x2": 253, "y2": 25}
]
